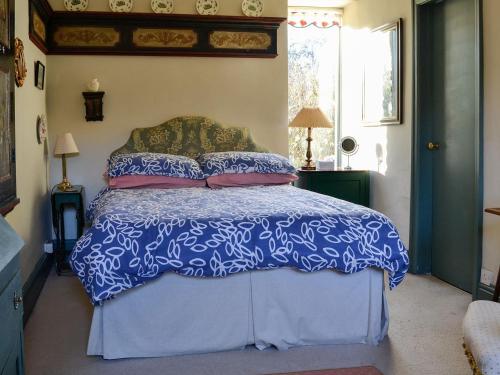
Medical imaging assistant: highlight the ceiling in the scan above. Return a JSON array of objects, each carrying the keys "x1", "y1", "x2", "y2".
[{"x1": 288, "y1": 0, "x2": 354, "y2": 8}]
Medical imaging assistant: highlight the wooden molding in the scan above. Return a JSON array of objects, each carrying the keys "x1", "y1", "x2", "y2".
[
  {"x1": 28, "y1": 0, "x2": 52, "y2": 54},
  {"x1": 0, "y1": 198, "x2": 20, "y2": 216},
  {"x1": 28, "y1": 0, "x2": 286, "y2": 58},
  {"x1": 23, "y1": 253, "x2": 54, "y2": 326}
]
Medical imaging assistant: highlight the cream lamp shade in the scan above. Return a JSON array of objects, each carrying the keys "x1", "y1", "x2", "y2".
[
  {"x1": 54, "y1": 133, "x2": 79, "y2": 155},
  {"x1": 289, "y1": 107, "x2": 333, "y2": 129},
  {"x1": 54, "y1": 133, "x2": 79, "y2": 191},
  {"x1": 289, "y1": 107, "x2": 333, "y2": 171}
]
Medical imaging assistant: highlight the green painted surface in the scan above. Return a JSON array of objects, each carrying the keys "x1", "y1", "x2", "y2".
[
  {"x1": 111, "y1": 116, "x2": 267, "y2": 159},
  {"x1": 0, "y1": 268, "x2": 24, "y2": 375},
  {"x1": 411, "y1": 0, "x2": 483, "y2": 294},
  {"x1": 294, "y1": 171, "x2": 370, "y2": 207}
]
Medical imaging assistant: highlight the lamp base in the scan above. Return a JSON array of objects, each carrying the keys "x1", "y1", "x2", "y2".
[
  {"x1": 301, "y1": 165, "x2": 316, "y2": 171},
  {"x1": 57, "y1": 178, "x2": 73, "y2": 192}
]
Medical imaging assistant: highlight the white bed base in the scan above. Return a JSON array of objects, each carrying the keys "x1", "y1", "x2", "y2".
[{"x1": 88, "y1": 268, "x2": 388, "y2": 359}]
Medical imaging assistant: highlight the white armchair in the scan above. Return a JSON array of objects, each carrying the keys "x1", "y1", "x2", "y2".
[{"x1": 463, "y1": 266, "x2": 500, "y2": 375}]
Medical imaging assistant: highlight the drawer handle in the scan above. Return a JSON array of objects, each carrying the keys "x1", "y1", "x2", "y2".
[{"x1": 13, "y1": 292, "x2": 23, "y2": 310}]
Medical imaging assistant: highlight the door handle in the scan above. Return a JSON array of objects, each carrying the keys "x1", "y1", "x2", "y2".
[
  {"x1": 427, "y1": 142, "x2": 440, "y2": 151},
  {"x1": 13, "y1": 292, "x2": 23, "y2": 310}
]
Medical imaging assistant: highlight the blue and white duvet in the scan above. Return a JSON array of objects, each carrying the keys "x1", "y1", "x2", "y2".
[{"x1": 70, "y1": 185, "x2": 409, "y2": 305}]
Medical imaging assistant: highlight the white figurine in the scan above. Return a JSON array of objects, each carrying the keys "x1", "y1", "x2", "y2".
[{"x1": 87, "y1": 78, "x2": 100, "y2": 92}]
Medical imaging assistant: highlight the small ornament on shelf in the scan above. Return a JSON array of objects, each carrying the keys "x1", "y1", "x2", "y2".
[
  {"x1": 242, "y1": 0, "x2": 263, "y2": 17},
  {"x1": 151, "y1": 0, "x2": 174, "y2": 14},
  {"x1": 63, "y1": 0, "x2": 89, "y2": 11}
]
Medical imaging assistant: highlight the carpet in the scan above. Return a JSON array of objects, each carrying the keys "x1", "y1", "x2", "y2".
[{"x1": 268, "y1": 366, "x2": 383, "y2": 375}]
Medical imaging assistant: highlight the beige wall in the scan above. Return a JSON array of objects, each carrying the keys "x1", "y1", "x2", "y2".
[
  {"x1": 6, "y1": 0, "x2": 50, "y2": 281},
  {"x1": 342, "y1": 0, "x2": 500, "y2": 281},
  {"x1": 48, "y1": 0, "x2": 282, "y2": 14},
  {"x1": 482, "y1": 0, "x2": 500, "y2": 280},
  {"x1": 46, "y1": 0, "x2": 288, "y2": 203},
  {"x1": 341, "y1": 0, "x2": 412, "y2": 246}
]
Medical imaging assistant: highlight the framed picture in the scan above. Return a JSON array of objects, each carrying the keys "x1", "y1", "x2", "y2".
[
  {"x1": 0, "y1": 0, "x2": 9, "y2": 50},
  {"x1": 362, "y1": 19, "x2": 402, "y2": 126},
  {"x1": 35, "y1": 60, "x2": 45, "y2": 90}
]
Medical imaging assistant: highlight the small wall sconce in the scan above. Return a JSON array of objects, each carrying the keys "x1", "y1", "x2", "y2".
[{"x1": 82, "y1": 91, "x2": 105, "y2": 122}]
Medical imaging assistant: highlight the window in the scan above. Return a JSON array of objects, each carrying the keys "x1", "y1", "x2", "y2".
[{"x1": 288, "y1": 9, "x2": 341, "y2": 168}]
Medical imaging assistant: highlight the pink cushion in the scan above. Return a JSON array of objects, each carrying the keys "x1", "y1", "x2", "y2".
[
  {"x1": 207, "y1": 173, "x2": 298, "y2": 188},
  {"x1": 108, "y1": 175, "x2": 206, "y2": 189}
]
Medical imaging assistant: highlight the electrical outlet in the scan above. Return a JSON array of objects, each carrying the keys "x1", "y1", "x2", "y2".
[
  {"x1": 480, "y1": 268, "x2": 494, "y2": 286},
  {"x1": 43, "y1": 241, "x2": 53, "y2": 254}
]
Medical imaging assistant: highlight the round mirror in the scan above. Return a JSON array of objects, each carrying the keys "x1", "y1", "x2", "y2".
[{"x1": 340, "y1": 136, "x2": 359, "y2": 156}]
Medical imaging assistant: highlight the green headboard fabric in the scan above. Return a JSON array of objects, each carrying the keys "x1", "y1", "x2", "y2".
[{"x1": 110, "y1": 116, "x2": 267, "y2": 158}]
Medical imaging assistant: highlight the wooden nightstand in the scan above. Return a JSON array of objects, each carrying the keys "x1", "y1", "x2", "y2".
[
  {"x1": 51, "y1": 186, "x2": 85, "y2": 275},
  {"x1": 294, "y1": 170, "x2": 370, "y2": 207}
]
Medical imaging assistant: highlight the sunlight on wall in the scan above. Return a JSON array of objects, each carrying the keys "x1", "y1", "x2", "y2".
[
  {"x1": 340, "y1": 0, "x2": 413, "y2": 247},
  {"x1": 340, "y1": 26, "x2": 388, "y2": 175}
]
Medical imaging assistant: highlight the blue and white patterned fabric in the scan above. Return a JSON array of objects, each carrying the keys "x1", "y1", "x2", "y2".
[
  {"x1": 107, "y1": 152, "x2": 205, "y2": 179},
  {"x1": 197, "y1": 152, "x2": 296, "y2": 177},
  {"x1": 70, "y1": 185, "x2": 409, "y2": 305}
]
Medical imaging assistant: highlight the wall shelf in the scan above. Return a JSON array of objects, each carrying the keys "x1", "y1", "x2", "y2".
[{"x1": 29, "y1": 0, "x2": 285, "y2": 58}]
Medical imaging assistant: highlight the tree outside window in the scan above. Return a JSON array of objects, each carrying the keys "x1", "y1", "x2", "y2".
[{"x1": 288, "y1": 10, "x2": 340, "y2": 168}]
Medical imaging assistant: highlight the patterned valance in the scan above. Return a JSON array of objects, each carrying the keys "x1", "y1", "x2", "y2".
[{"x1": 288, "y1": 9, "x2": 341, "y2": 29}]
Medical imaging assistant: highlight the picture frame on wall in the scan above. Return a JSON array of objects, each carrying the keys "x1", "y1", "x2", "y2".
[
  {"x1": 35, "y1": 60, "x2": 45, "y2": 90},
  {"x1": 362, "y1": 18, "x2": 403, "y2": 126},
  {"x1": 0, "y1": 0, "x2": 9, "y2": 50}
]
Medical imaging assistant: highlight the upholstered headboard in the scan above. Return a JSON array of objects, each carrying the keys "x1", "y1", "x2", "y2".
[{"x1": 110, "y1": 116, "x2": 267, "y2": 158}]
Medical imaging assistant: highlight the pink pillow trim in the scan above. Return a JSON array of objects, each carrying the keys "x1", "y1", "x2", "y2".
[
  {"x1": 109, "y1": 175, "x2": 206, "y2": 189},
  {"x1": 207, "y1": 173, "x2": 298, "y2": 189}
]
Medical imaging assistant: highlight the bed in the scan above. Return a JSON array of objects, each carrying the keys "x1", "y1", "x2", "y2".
[{"x1": 69, "y1": 116, "x2": 409, "y2": 359}]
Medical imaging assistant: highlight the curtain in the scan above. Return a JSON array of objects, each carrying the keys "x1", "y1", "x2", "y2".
[{"x1": 288, "y1": 9, "x2": 342, "y2": 29}]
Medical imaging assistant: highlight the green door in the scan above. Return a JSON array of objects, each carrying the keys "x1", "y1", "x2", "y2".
[{"x1": 413, "y1": 0, "x2": 482, "y2": 293}]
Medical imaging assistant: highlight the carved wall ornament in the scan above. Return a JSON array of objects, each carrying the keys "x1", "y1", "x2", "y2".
[
  {"x1": 209, "y1": 31, "x2": 272, "y2": 50},
  {"x1": 53, "y1": 26, "x2": 120, "y2": 47},
  {"x1": 14, "y1": 38, "x2": 27, "y2": 87},
  {"x1": 133, "y1": 28, "x2": 198, "y2": 48},
  {"x1": 28, "y1": 0, "x2": 284, "y2": 57}
]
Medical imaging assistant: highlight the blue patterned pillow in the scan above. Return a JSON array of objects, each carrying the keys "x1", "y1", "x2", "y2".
[
  {"x1": 108, "y1": 153, "x2": 205, "y2": 180},
  {"x1": 197, "y1": 152, "x2": 296, "y2": 177}
]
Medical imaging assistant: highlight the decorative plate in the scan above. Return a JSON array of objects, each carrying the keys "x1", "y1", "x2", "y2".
[
  {"x1": 63, "y1": 0, "x2": 89, "y2": 11},
  {"x1": 151, "y1": 0, "x2": 174, "y2": 14},
  {"x1": 37, "y1": 115, "x2": 48, "y2": 145},
  {"x1": 242, "y1": 0, "x2": 263, "y2": 17},
  {"x1": 196, "y1": 0, "x2": 219, "y2": 15},
  {"x1": 109, "y1": 0, "x2": 133, "y2": 12}
]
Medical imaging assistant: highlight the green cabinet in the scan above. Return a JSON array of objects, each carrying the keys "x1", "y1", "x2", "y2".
[
  {"x1": 0, "y1": 217, "x2": 24, "y2": 375},
  {"x1": 294, "y1": 170, "x2": 370, "y2": 207}
]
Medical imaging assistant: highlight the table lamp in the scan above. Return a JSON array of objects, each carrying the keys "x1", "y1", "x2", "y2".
[
  {"x1": 54, "y1": 133, "x2": 79, "y2": 191},
  {"x1": 289, "y1": 107, "x2": 333, "y2": 170}
]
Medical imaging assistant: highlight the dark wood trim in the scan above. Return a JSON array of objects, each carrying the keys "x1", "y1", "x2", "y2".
[
  {"x1": 50, "y1": 11, "x2": 286, "y2": 25},
  {"x1": 410, "y1": 0, "x2": 484, "y2": 300},
  {"x1": 28, "y1": 0, "x2": 52, "y2": 54},
  {"x1": 0, "y1": 198, "x2": 19, "y2": 216},
  {"x1": 22, "y1": 253, "x2": 54, "y2": 326},
  {"x1": 28, "y1": 0, "x2": 285, "y2": 58}
]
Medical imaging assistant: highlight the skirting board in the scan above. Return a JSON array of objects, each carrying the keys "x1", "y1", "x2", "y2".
[
  {"x1": 23, "y1": 253, "x2": 54, "y2": 326},
  {"x1": 476, "y1": 282, "x2": 494, "y2": 301}
]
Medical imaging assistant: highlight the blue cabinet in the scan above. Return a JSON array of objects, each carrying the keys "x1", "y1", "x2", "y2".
[{"x1": 0, "y1": 217, "x2": 24, "y2": 375}]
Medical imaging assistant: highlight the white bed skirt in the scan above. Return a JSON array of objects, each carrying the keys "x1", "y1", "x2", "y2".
[{"x1": 87, "y1": 268, "x2": 388, "y2": 359}]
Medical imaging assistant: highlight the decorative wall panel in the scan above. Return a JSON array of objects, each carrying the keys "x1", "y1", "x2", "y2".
[
  {"x1": 209, "y1": 31, "x2": 272, "y2": 50},
  {"x1": 53, "y1": 26, "x2": 120, "y2": 48},
  {"x1": 132, "y1": 28, "x2": 198, "y2": 48},
  {"x1": 28, "y1": 0, "x2": 285, "y2": 58}
]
